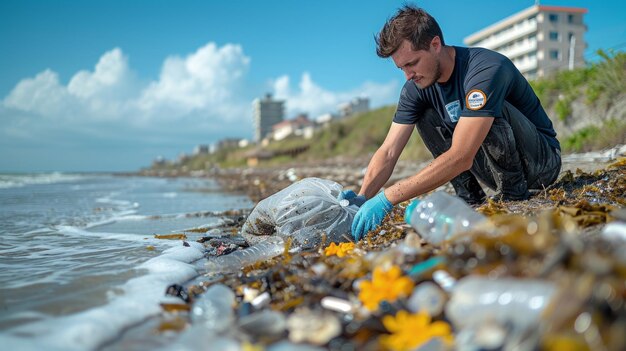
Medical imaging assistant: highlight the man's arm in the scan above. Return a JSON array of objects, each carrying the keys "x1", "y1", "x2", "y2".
[
  {"x1": 384, "y1": 116, "x2": 494, "y2": 204},
  {"x1": 358, "y1": 122, "x2": 415, "y2": 199}
]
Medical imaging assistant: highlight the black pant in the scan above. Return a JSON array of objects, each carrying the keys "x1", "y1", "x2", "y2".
[{"x1": 415, "y1": 102, "x2": 561, "y2": 196}]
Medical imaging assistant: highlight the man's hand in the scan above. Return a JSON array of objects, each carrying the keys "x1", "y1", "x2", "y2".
[
  {"x1": 351, "y1": 192, "x2": 393, "y2": 241},
  {"x1": 338, "y1": 190, "x2": 367, "y2": 207}
]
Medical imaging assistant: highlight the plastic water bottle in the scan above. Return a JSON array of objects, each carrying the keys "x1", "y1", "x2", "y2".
[
  {"x1": 206, "y1": 236, "x2": 285, "y2": 272},
  {"x1": 404, "y1": 191, "x2": 486, "y2": 244},
  {"x1": 190, "y1": 284, "x2": 235, "y2": 332},
  {"x1": 445, "y1": 275, "x2": 557, "y2": 330}
]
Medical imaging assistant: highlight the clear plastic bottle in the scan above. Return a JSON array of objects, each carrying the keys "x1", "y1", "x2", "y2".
[
  {"x1": 404, "y1": 191, "x2": 486, "y2": 244},
  {"x1": 190, "y1": 284, "x2": 235, "y2": 332},
  {"x1": 206, "y1": 236, "x2": 285, "y2": 272},
  {"x1": 445, "y1": 275, "x2": 557, "y2": 330}
]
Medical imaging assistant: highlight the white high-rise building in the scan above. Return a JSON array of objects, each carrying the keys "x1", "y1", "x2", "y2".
[
  {"x1": 252, "y1": 93, "x2": 284, "y2": 142},
  {"x1": 464, "y1": 4, "x2": 587, "y2": 80}
]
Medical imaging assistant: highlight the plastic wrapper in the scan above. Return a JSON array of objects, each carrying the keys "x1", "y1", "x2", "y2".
[{"x1": 241, "y1": 178, "x2": 358, "y2": 250}]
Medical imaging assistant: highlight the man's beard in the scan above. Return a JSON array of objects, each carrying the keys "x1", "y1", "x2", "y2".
[{"x1": 415, "y1": 59, "x2": 441, "y2": 89}]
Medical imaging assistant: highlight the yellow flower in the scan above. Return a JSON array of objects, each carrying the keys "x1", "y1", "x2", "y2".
[
  {"x1": 241, "y1": 341, "x2": 264, "y2": 351},
  {"x1": 324, "y1": 242, "x2": 355, "y2": 257},
  {"x1": 379, "y1": 310, "x2": 454, "y2": 351},
  {"x1": 358, "y1": 266, "x2": 413, "y2": 311}
]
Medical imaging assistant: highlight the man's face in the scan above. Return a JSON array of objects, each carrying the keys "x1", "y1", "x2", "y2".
[{"x1": 391, "y1": 39, "x2": 441, "y2": 89}]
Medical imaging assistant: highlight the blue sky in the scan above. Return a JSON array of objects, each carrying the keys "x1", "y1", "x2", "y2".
[{"x1": 1, "y1": 0, "x2": 624, "y2": 172}]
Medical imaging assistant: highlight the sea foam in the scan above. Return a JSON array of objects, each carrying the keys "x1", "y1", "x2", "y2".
[{"x1": 1, "y1": 242, "x2": 205, "y2": 351}]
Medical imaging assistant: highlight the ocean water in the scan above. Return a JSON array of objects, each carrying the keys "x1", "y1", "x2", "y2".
[{"x1": 0, "y1": 173, "x2": 253, "y2": 350}]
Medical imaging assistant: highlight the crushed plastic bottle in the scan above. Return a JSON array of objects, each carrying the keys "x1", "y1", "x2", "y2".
[
  {"x1": 446, "y1": 275, "x2": 557, "y2": 330},
  {"x1": 190, "y1": 284, "x2": 235, "y2": 332},
  {"x1": 206, "y1": 236, "x2": 285, "y2": 272},
  {"x1": 405, "y1": 191, "x2": 486, "y2": 244}
]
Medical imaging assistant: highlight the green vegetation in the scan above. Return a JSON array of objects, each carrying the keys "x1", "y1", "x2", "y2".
[
  {"x1": 149, "y1": 105, "x2": 432, "y2": 172},
  {"x1": 531, "y1": 50, "x2": 626, "y2": 121},
  {"x1": 259, "y1": 105, "x2": 431, "y2": 167},
  {"x1": 301, "y1": 105, "x2": 429, "y2": 162},
  {"x1": 562, "y1": 118, "x2": 626, "y2": 153}
]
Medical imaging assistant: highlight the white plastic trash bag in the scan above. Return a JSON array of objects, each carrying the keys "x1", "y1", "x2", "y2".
[{"x1": 241, "y1": 178, "x2": 358, "y2": 250}]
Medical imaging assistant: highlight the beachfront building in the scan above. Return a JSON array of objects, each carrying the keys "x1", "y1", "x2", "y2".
[
  {"x1": 252, "y1": 93, "x2": 285, "y2": 143},
  {"x1": 464, "y1": 4, "x2": 587, "y2": 79},
  {"x1": 337, "y1": 97, "x2": 370, "y2": 118},
  {"x1": 272, "y1": 114, "x2": 315, "y2": 141}
]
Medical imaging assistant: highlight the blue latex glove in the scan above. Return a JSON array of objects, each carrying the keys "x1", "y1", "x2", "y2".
[
  {"x1": 338, "y1": 190, "x2": 367, "y2": 207},
  {"x1": 351, "y1": 191, "x2": 393, "y2": 241}
]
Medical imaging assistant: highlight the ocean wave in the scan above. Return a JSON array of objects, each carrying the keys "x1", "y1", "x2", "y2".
[
  {"x1": 0, "y1": 173, "x2": 89, "y2": 189},
  {"x1": 1, "y1": 242, "x2": 205, "y2": 351}
]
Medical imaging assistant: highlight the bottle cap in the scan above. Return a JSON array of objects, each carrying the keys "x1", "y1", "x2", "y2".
[{"x1": 404, "y1": 199, "x2": 420, "y2": 225}]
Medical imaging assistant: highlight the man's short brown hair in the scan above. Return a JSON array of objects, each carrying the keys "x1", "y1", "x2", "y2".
[{"x1": 375, "y1": 5, "x2": 445, "y2": 58}]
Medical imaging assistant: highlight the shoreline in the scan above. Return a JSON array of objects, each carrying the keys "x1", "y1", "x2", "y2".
[{"x1": 137, "y1": 144, "x2": 626, "y2": 207}]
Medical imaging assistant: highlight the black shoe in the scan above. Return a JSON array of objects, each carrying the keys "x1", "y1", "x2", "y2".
[{"x1": 451, "y1": 171, "x2": 486, "y2": 205}]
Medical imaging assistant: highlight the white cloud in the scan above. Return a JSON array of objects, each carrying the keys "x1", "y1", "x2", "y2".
[
  {"x1": 67, "y1": 48, "x2": 133, "y2": 99},
  {"x1": 4, "y1": 69, "x2": 71, "y2": 117},
  {"x1": 2, "y1": 43, "x2": 251, "y2": 128},
  {"x1": 272, "y1": 72, "x2": 398, "y2": 118},
  {"x1": 137, "y1": 43, "x2": 250, "y2": 121}
]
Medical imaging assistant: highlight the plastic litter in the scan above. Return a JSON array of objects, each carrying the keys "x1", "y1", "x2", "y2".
[
  {"x1": 432, "y1": 270, "x2": 456, "y2": 292},
  {"x1": 320, "y1": 296, "x2": 354, "y2": 314},
  {"x1": 446, "y1": 275, "x2": 557, "y2": 330},
  {"x1": 241, "y1": 178, "x2": 358, "y2": 250},
  {"x1": 405, "y1": 191, "x2": 487, "y2": 244},
  {"x1": 407, "y1": 281, "x2": 447, "y2": 316},
  {"x1": 286, "y1": 308, "x2": 342, "y2": 345},
  {"x1": 601, "y1": 221, "x2": 626, "y2": 242},
  {"x1": 251, "y1": 291, "x2": 271, "y2": 309},
  {"x1": 206, "y1": 236, "x2": 285, "y2": 272},
  {"x1": 190, "y1": 284, "x2": 235, "y2": 332},
  {"x1": 238, "y1": 309, "x2": 287, "y2": 337}
]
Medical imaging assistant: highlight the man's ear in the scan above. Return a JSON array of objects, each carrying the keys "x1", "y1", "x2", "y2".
[{"x1": 430, "y1": 36, "x2": 441, "y2": 52}]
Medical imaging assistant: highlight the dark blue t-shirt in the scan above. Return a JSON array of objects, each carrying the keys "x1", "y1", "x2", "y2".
[{"x1": 393, "y1": 46, "x2": 560, "y2": 150}]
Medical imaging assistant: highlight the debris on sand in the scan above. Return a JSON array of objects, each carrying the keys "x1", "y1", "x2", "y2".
[{"x1": 152, "y1": 158, "x2": 625, "y2": 350}]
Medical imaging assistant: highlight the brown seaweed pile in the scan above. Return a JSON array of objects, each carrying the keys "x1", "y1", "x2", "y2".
[{"x1": 152, "y1": 159, "x2": 625, "y2": 350}]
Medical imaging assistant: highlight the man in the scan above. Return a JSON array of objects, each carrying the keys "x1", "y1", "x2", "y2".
[{"x1": 347, "y1": 5, "x2": 562, "y2": 240}]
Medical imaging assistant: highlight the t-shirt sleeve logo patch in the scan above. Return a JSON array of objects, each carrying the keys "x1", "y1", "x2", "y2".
[{"x1": 466, "y1": 89, "x2": 487, "y2": 110}]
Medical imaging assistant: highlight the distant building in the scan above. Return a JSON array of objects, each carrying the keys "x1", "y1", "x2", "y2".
[
  {"x1": 152, "y1": 156, "x2": 166, "y2": 167},
  {"x1": 315, "y1": 113, "x2": 336, "y2": 128},
  {"x1": 464, "y1": 4, "x2": 587, "y2": 80},
  {"x1": 215, "y1": 138, "x2": 241, "y2": 151},
  {"x1": 338, "y1": 97, "x2": 370, "y2": 118},
  {"x1": 193, "y1": 145, "x2": 209, "y2": 155},
  {"x1": 252, "y1": 93, "x2": 285, "y2": 142},
  {"x1": 272, "y1": 114, "x2": 315, "y2": 141},
  {"x1": 244, "y1": 148, "x2": 275, "y2": 167}
]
